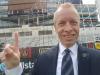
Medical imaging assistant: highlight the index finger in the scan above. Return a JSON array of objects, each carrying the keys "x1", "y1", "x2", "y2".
[{"x1": 13, "y1": 32, "x2": 19, "y2": 50}]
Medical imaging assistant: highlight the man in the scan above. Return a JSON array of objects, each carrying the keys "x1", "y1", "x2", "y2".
[{"x1": 1, "y1": 2, "x2": 100, "y2": 75}]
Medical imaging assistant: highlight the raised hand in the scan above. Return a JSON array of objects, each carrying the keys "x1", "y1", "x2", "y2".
[{"x1": 0, "y1": 32, "x2": 20, "y2": 69}]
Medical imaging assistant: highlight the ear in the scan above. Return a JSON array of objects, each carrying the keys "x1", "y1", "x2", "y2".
[{"x1": 53, "y1": 25, "x2": 57, "y2": 32}]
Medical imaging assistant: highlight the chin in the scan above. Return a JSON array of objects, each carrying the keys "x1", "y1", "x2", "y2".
[
  {"x1": 62, "y1": 42, "x2": 75, "y2": 48},
  {"x1": 65, "y1": 39, "x2": 77, "y2": 45}
]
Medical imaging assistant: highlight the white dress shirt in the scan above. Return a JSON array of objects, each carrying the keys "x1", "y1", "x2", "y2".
[
  {"x1": 5, "y1": 63, "x2": 23, "y2": 75},
  {"x1": 56, "y1": 43, "x2": 78, "y2": 75}
]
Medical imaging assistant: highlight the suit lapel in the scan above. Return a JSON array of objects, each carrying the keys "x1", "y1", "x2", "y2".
[
  {"x1": 49, "y1": 45, "x2": 59, "y2": 75},
  {"x1": 78, "y1": 45, "x2": 91, "y2": 75}
]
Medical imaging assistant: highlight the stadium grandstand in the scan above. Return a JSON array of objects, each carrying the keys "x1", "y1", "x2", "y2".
[{"x1": 0, "y1": 0, "x2": 100, "y2": 74}]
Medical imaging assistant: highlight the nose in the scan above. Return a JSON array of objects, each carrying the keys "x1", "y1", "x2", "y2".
[{"x1": 64, "y1": 22, "x2": 73, "y2": 32}]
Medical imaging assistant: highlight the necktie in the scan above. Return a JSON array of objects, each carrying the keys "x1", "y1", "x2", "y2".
[{"x1": 61, "y1": 49, "x2": 74, "y2": 75}]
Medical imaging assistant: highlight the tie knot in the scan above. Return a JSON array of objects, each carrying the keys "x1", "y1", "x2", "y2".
[{"x1": 64, "y1": 49, "x2": 70, "y2": 54}]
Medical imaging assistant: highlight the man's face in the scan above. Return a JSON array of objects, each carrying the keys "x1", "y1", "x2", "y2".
[{"x1": 54, "y1": 8, "x2": 80, "y2": 48}]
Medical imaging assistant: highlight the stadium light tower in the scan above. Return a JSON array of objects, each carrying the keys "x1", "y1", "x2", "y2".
[{"x1": 96, "y1": 0, "x2": 100, "y2": 21}]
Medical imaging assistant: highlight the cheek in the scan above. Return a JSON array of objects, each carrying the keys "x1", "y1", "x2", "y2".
[
  {"x1": 54, "y1": 26, "x2": 62, "y2": 34},
  {"x1": 56, "y1": 28, "x2": 63, "y2": 35},
  {"x1": 74, "y1": 26, "x2": 79, "y2": 33}
]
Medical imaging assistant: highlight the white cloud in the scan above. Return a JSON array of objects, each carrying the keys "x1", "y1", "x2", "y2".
[{"x1": 82, "y1": 0, "x2": 95, "y2": 4}]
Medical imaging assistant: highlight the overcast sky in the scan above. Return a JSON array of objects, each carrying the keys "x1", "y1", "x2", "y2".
[
  {"x1": 0, "y1": 0, "x2": 96, "y2": 4},
  {"x1": 83, "y1": 0, "x2": 95, "y2": 4}
]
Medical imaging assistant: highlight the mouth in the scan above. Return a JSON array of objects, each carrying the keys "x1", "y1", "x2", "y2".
[
  {"x1": 62, "y1": 34, "x2": 76, "y2": 41},
  {"x1": 63, "y1": 34, "x2": 75, "y2": 38}
]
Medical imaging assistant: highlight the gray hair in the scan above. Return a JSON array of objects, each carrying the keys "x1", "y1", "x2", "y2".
[{"x1": 53, "y1": 2, "x2": 80, "y2": 24}]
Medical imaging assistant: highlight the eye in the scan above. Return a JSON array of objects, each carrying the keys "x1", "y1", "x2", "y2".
[
  {"x1": 58, "y1": 22, "x2": 65, "y2": 26},
  {"x1": 70, "y1": 20, "x2": 78, "y2": 26}
]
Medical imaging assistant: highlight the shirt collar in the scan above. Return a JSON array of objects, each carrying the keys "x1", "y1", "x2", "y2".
[{"x1": 59, "y1": 42, "x2": 78, "y2": 55}]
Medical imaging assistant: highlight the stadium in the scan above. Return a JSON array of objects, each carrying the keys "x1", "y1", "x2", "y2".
[{"x1": 0, "y1": 0, "x2": 100, "y2": 74}]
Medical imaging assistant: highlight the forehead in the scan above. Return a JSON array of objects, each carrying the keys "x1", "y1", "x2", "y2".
[{"x1": 54, "y1": 8, "x2": 80, "y2": 22}]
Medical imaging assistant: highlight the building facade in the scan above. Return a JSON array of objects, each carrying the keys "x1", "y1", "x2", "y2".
[
  {"x1": 8, "y1": 0, "x2": 47, "y2": 15},
  {"x1": 0, "y1": 0, "x2": 100, "y2": 74}
]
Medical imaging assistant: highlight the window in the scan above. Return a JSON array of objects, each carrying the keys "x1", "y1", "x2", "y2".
[
  {"x1": 0, "y1": 33, "x2": 12, "y2": 37},
  {"x1": 19, "y1": 31, "x2": 32, "y2": 36},
  {"x1": 38, "y1": 30, "x2": 52, "y2": 35}
]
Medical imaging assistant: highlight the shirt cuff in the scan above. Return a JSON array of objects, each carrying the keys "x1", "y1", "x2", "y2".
[{"x1": 5, "y1": 63, "x2": 23, "y2": 75}]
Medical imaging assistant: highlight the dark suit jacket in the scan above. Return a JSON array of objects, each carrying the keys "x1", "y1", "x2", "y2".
[{"x1": 30, "y1": 45, "x2": 100, "y2": 75}]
